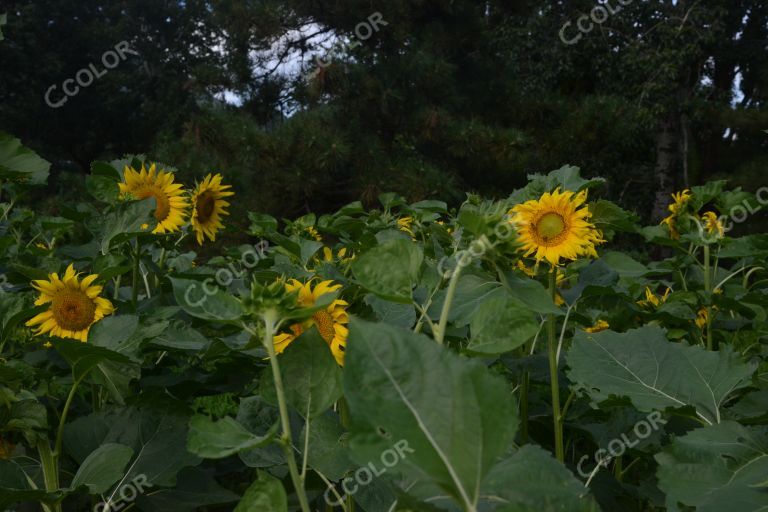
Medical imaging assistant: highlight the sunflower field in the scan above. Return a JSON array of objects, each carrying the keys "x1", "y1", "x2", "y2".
[{"x1": 1, "y1": 140, "x2": 768, "y2": 512}]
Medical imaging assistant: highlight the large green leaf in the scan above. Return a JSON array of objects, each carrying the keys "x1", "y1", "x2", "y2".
[
  {"x1": 299, "y1": 411, "x2": 352, "y2": 481},
  {"x1": 656, "y1": 421, "x2": 768, "y2": 511},
  {"x1": 0, "y1": 460, "x2": 59, "y2": 509},
  {"x1": 261, "y1": 328, "x2": 343, "y2": 418},
  {"x1": 170, "y1": 276, "x2": 244, "y2": 322},
  {"x1": 481, "y1": 445, "x2": 598, "y2": 511},
  {"x1": 70, "y1": 443, "x2": 134, "y2": 493},
  {"x1": 567, "y1": 326, "x2": 756, "y2": 425},
  {"x1": 99, "y1": 199, "x2": 155, "y2": 254},
  {"x1": 234, "y1": 470, "x2": 288, "y2": 512},
  {"x1": 187, "y1": 415, "x2": 275, "y2": 459},
  {"x1": 468, "y1": 294, "x2": 539, "y2": 355},
  {"x1": 344, "y1": 318, "x2": 518, "y2": 510},
  {"x1": 0, "y1": 132, "x2": 50, "y2": 185},
  {"x1": 134, "y1": 467, "x2": 239, "y2": 512},
  {"x1": 352, "y1": 238, "x2": 423, "y2": 303},
  {"x1": 53, "y1": 339, "x2": 134, "y2": 381}
]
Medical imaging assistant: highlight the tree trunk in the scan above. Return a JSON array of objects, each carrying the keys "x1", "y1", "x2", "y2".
[{"x1": 650, "y1": 115, "x2": 680, "y2": 222}]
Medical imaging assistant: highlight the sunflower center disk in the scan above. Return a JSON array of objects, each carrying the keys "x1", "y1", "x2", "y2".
[
  {"x1": 196, "y1": 192, "x2": 216, "y2": 223},
  {"x1": 312, "y1": 310, "x2": 336, "y2": 345},
  {"x1": 51, "y1": 289, "x2": 96, "y2": 331},
  {"x1": 536, "y1": 212, "x2": 566, "y2": 242}
]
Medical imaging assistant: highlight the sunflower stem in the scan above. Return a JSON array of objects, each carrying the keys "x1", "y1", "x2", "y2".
[
  {"x1": 547, "y1": 270, "x2": 565, "y2": 462},
  {"x1": 703, "y1": 244, "x2": 714, "y2": 351},
  {"x1": 38, "y1": 437, "x2": 61, "y2": 512},
  {"x1": 261, "y1": 311, "x2": 311, "y2": 512},
  {"x1": 519, "y1": 348, "x2": 530, "y2": 444},
  {"x1": 54, "y1": 375, "x2": 85, "y2": 463},
  {"x1": 131, "y1": 240, "x2": 141, "y2": 310},
  {"x1": 435, "y1": 264, "x2": 463, "y2": 345}
]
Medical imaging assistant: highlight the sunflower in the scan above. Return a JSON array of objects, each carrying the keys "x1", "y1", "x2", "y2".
[
  {"x1": 305, "y1": 226, "x2": 322, "y2": 242},
  {"x1": 119, "y1": 164, "x2": 188, "y2": 234},
  {"x1": 397, "y1": 216, "x2": 415, "y2": 237},
  {"x1": 695, "y1": 307, "x2": 708, "y2": 329},
  {"x1": 701, "y1": 211, "x2": 724, "y2": 238},
  {"x1": 273, "y1": 279, "x2": 350, "y2": 366},
  {"x1": 660, "y1": 189, "x2": 692, "y2": 240},
  {"x1": 637, "y1": 286, "x2": 671, "y2": 309},
  {"x1": 190, "y1": 173, "x2": 235, "y2": 245},
  {"x1": 25, "y1": 264, "x2": 115, "y2": 342},
  {"x1": 322, "y1": 247, "x2": 354, "y2": 265},
  {"x1": 584, "y1": 320, "x2": 610, "y2": 333},
  {"x1": 509, "y1": 189, "x2": 604, "y2": 266}
]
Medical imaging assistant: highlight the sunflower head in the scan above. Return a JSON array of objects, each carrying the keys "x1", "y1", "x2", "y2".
[
  {"x1": 661, "y1": 189, "x2": 692, "y2": 239},
  {"x1": 25, "y1": 264, "x2": 115, "y2": 342},
  {"x1": 273, "y1": 279, "x2": 350, "y2": 365},
  {"x1": 119, "y1": 164, "x2": 188, "y2": 234},
  {"x1": 584, "y1": 320, "x2": 610, "y2": 333},
  {"x1": 695, "y1": 307, "x2": 708, "y2": 329},
  {"x1": 191, "y1": 173, "x2": 235, "y2": 245},
  {"x1": 701, "y1": 211, "x2": 724, "y2": 239},
  {"x1": 637, "y1": 286, "x2": 671, "y2": 309},
  {"x1": 509, "y1": 188, "x2": 605, "y2": 266},
  {"x1": 397, "y1": 216, "x2": 415, "y2": 237},
  {"x1": 321, "y1": 247, "x2": 354, "y2": 265},
  {"x1": 305, "y1": 226, "x2": 322, "y2": 242}
]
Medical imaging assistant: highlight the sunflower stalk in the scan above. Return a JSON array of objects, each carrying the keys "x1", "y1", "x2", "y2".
[
  {"x1": 435, "y1": 264, "x2": 463, "y2": 344},
  {"x1": 38, "y1": 437, "x2": 61, "y2": 512},
  {"x1": 260, "y1": 310, "x2": 311, "y2": 512},
  {"x1": 703, "y1": 244, "x2": 714, "y2": 351},
  {"x1": 547, "y1": 270, "x2": 565, "y2": 462},
  {"x1": 131, "y1": 239, "x2": 141, "y2": 309}
]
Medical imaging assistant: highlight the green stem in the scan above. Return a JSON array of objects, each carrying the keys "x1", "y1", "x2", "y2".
[
  {"x1": 519, "y1": 346, "x2": 529, "y2": 445},
  {"x1": 38, "y1": 438, "x2": 61, "y2": 512},
  {"x1": 435, "y1": 265, "x2": 463, "y2": 345},
  {"x1": 703, "y1": 245, "x2": 714, "y2": 351},
  {"x1": 55, "y1": 375, "x2": 85, "y2": 462},
  {"x1": 261, "y1": 312, "x2": 311, "y2": 512},
  {"x1": 131, "y1": 240, "x2": 141, "y2": 310},
  {"x1": 547, "y1": 270, "x2": 564, "y2": 462}
]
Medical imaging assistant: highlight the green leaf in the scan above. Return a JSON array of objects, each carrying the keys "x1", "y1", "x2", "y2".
[
  {"x1": 0, "y1": 13, "x2": 6, "y2": 41},
  {"x1": 86, "y1": 175, "x2": 119, "y2": 203},
  {"x1": 99, "y1": 200, "x2": 155, "y2": 254},
  {"x1": 234, "y1": 470, "x2": 288, "y2": 512},
  {"x1": 134, "y1": 467, "x2": 239, "y2": 512},
  {"x1": 344, "y1": 318, "x2": 518, "y2": 509},
  {"x1": 468, "y1": 295, "x2": 539, "y2": 355},
  {"x1": 0, "y1": 460, "x2": 60, "y2": 509},
  {"x1": 53, "y1": 339, "x2": 134, "y2": 381},
  {"x1": 656, "y1": 421, "x2": 768, "y2": 512},
  {"x1": 364, "y1": 294, "x2": 416, "y2": 329},
  {"x1": 567, "y1": 326, "x2": 757, "y2": 425},
  {"x1": 352, "y1": 239, "x2": 423, "y2": 303},
  {"x1": 170, "y1": 276, "x2": 244, "y2": 322},
  {"x1": 187, "y1": 415, "x2": 275, "y2": 459},
  {"x1": 481, "y1": 445, "x2": 598, "y2": 511},
  {"x1": 0, "y1": 132, "x2": 50, "y2": 185},
  {"x1": 299, "y1": 411, "x2": 352, "y2": 481},
  {"x1": 601, "y1": 251, "x2": 649, "y2": 277},
  {"x1": 70, "y1": 443, "x2": 134, "y2": 493},
  {"x1": 719, "y1": 235, "x2": 768, "y2": 259},
  {"x1": 262, "y1": 328, "x2": 343, "y2": 418}
]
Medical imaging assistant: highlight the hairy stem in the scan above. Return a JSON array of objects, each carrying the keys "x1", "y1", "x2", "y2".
[
  {"x1": 435, "y1": 265, "x2": 463, "y2": 344},
  {"x1": 261, "y1": 312, "x2": 311, "y2": 512}
]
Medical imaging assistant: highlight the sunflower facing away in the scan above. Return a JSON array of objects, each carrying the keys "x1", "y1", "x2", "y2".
[
  {"x1": 273, "y1": 279, "x2": 350, "y2": 366},
  {"x1": 637, "y1": 286, "x2": 671, "y2": 309},
  {"x1": 119, "y1": 164, "x2": 188, "y2": 234},
  {"x1": 26, "y1": 264, "x2": 115, "y2": 342},
  {"x1": 701, "y1": 211, "x2": 725, "y2": 238},
  {"x1": 191, "y1": 173, "x2": 235, "y2": 245},
  {"x1": 661, "y1": 189, "x2": 692, "y2": 239},
  {"x1": 510, "y1": 189, "x2": 605, "y2": 266}
]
